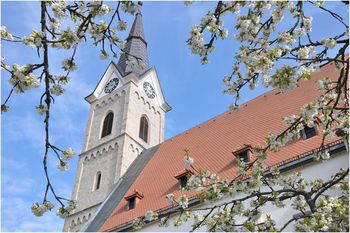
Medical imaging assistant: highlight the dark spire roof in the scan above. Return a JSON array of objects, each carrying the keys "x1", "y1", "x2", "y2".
[{"x1": 117, "y1": 6, "x2": 149, "y2": 77}]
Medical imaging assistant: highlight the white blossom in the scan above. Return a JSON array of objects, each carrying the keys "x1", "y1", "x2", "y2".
[
  {"x1": 300, "y1": 103, "x2": 318, "y2": 125},
  {"x1": 293, "y1": 28, "x2": 305, "y2": 37},
  {"x1": 61, "y1": 58, "x2": 77, "y2": 71},
  {"x1": 62, "y1": 147, "x2": 75, "y2": 161},
  {"x1": 50, "y1": 84, "x2": 65, "y2": 96},
  {"x1": 60, "y1": 28, "x2": 79, "y2": 49},
  {"x1": 31, "y1": 203, "x2": 47, "y2": 217},
  {"x1": 184, "y1": 154, "x2": 194, "y2": 166},
  {"x1": 321, "y1": 38, "x2": 337, "y2": 49},
  {"x1": 121, "y1": 2, "x2": 138, "y2": 15},
  {"x1": 187, "y1": 175, "x2": 203, "y2": 191},
  {"x1": 132, "y1": 217, "x2": 145, "y2": 230},
  {"x1": 177, "y1": 194, "x2": 189, "y2": 209},
  {"x1": 9, "y1": 64, "x2": 39, "y2": 93},
  {"x1": 51, "y1": 1, "x2": 67, "y2": 19},
  {"x1": 100, "y1": 50, "x2": 109, "y2": 60},
  {"x1": 49, "y1": 18, "x2": 61, "y2": 31},
  {"x1": 1, "y1": 26, "x2": 13, "y2": 40},
  {"x1": 55, "y1": 75, "x2": 70, "y2": 85},
  {"x1": 165, "y1": 194, "x2": 175, "y2": 204},
  {"x1": 36, "y1": 105, "x2": 48, "y2": 115},
  {"x1": 277, "y1": 31, "x2": 295, "y2": 44},
  {"x1": 56, "y1": 207, "x2": 69, "y2": 219},
  {"x1": 144, "y1": 210, "x2": 158, "y2": 222},
  {"x1": 297, "y1": 46, "x2": 314, "y2": 59},
  {"x1": 303, "y1": 16, "x2": 313, "y2": 32},
  {"x1": 117, "y1": 20, "x2": 127, "y2": 31},
  {"x1": 57, "y1": 161, "x2": 69, "y2": 171},
  {"x1": 97, "y1": 4, "x2": 112, "y2": 16}
]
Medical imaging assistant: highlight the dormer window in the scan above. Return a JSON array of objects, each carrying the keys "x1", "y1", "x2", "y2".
[
  {"x1": 301, "y1": 125, "x2": 318, "y2": 139},
  {"x1": 179, "y1": 176, "x2": 188, "y2": 188},
  {"x1": 237, "y1": 150, "x2": 250, "y2": 163},
  {"x1": 128, "y1": 197, "x2": 136, "y2": 210},
  {"x1": 124, "y1": 190, "x2": 143, "y2": 211},
  {"x1": 233, "y1": 145, "x2": 252, "y2": 163},
  {"x1": 174, "y1": 169, "x2": 193, "y2": 189}
]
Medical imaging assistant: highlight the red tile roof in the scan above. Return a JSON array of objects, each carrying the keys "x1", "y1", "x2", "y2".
[{"x1": 100, "y1": 62, "x2": 342, "y2": 231}]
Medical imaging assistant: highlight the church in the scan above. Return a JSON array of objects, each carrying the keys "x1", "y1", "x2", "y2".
[{"x1": 63, "y1": 9, "x2": 348, "y2": 232}]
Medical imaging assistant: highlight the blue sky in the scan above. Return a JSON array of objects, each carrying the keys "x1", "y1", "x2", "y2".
[{"x1": 1, "y1": 1, "x2": 348, "y2": 232}]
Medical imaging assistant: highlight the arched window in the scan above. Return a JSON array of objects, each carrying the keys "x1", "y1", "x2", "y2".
[
  {"x1": 101, "y1": 112, "x2": 113, "y2": 138},
  {"x1": 139, "y1": 116, "x2": 149, "y2": 142},
  {"x1": 94, "y1": 171, "x2": 102, "y2": 190}
]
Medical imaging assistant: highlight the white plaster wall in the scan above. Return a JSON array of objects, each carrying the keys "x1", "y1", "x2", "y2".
[
  {"x1": 140, "y1": 150, "x2": 349, "y2": 232},
  {"x1": 125, "y1": 83, "x2": 165, "y2": 148},
  {"x1": 84, "y1": 88, "x2": 127, "y2": 151},
  {"x1": 63, "y1": 204, "x2": 99, "y2": 232}
]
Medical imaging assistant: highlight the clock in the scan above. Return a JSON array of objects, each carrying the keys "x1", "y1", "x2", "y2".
[
  {"x1": 143, "y1": 82, "x2": 156, "y2": 99},
  {"x1": 104, "y1": 78, "x2": 119, "y2": 93}
]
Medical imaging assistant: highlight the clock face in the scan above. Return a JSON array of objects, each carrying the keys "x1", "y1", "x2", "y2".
[
  {"x1": 143, "y1": 82, "x2": 156, "y2": 99},
  {"x1": 104, "y1": 78, "x2": 119, "y2": 93}
]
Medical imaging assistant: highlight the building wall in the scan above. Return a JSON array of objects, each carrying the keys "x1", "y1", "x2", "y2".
[{"x1": 140, "y1": 149, "x2": 348, "y2": 232}]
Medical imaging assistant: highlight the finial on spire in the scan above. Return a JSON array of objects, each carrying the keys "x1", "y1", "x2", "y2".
[{"x1": 137, "y1": 1, "x2": 143, "y2": 14}]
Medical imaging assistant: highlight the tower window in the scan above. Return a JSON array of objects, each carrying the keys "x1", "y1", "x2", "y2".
[
  {"x1": 101, "y1": 112, "x2": 113, "y2": 138},
  {"x1": 94, "y1": 171, "x2": 102, "y2": 190},
  {"x1": 128, "y1": 197, "x2": 136, "y2": 210},
  {"x1": 301, "y1": 125, "x2": 318, "y2": 139},
  {"x1": 139, "y1": 116, "x2": 149, "y2": 142}
]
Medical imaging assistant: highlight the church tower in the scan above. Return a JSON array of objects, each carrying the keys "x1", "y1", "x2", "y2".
[{"x1": 63, "y1": 8, "x2": 171, "y2": 232}]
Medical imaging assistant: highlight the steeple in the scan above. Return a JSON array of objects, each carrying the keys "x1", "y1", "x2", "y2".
[{"x1": 117, "y1": 4, "x2": 149, "y2": 77}]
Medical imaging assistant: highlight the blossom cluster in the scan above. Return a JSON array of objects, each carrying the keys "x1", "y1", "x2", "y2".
[
  {"x1": 9, "y1": 64, "x2": 39, "y2": 93},
  {"x1": 57, "y1": 147, "x2": 75, "y2": 172},
  {"x1": 56, "y1": 200, "x2": 77, "y2": 219},
  {"x1": 1, "y1": 26, "x2": 13, "y2": 40},
  {"x1": 31, "y1": 201, "x2": 55, "y2": 217}
]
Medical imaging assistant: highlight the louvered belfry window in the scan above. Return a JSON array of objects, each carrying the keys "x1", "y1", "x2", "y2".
[
  {"x1": 101, "y1": 112, "x2": 113, "y2": 138},
  {"x1": 139, "y1": 116, "x2": 149, "y2": 142}
]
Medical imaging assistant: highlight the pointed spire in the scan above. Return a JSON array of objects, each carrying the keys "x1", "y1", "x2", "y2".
[{"x1": 117, "y1": 3, "x2": 149, "y2": 77}]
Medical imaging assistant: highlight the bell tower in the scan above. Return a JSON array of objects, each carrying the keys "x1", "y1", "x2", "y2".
[{"x1": 63, "y1": 8, "x2": 171, "y2": 232}]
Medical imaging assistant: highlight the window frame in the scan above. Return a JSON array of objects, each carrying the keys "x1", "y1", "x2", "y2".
[
  {"x1": 139, "y1": 115, "x2": 149, "y2": 142},
  {"x1": 101, "y1": 111, "x2": 114, "y2": 138},
  {"x1": 128, "y1": 197, "x2": 136, "y2": 210},
  {"x1": 124, "y1": 190, "x2": 144, "y2": 211},
  {"x1": 179, "y1": 176, "x2": 188, "y2": 189},
  {"x1": 301, "y1": 124, "x2": 318, "y2": 140},
  {"x1": 94, "y1": 171, "x2": 102, "y2": 191},
  {"x1": 237, "y1": 150, "x2": 250, "y2": 163},
  {"x1": 233, "y1": 145, "x2": 252, "y2": 164}
]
